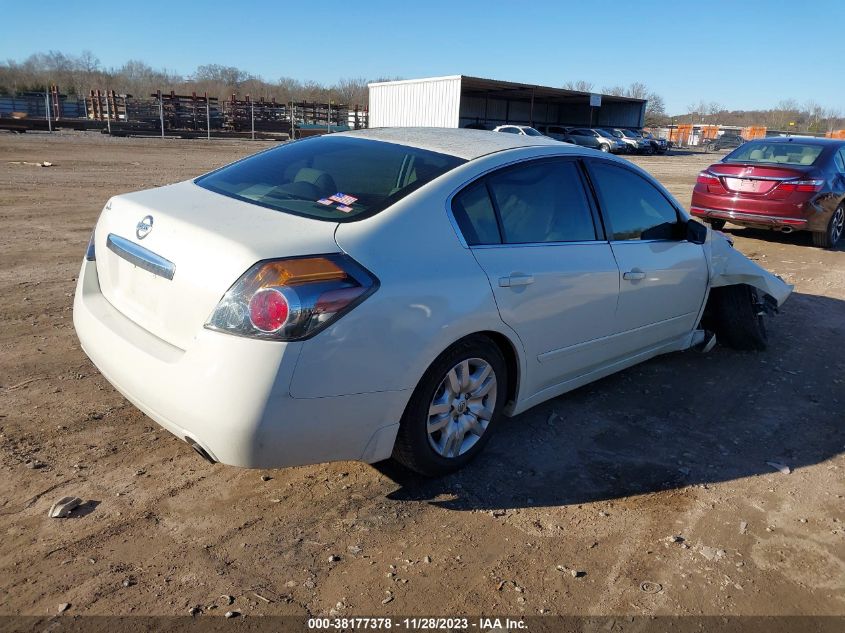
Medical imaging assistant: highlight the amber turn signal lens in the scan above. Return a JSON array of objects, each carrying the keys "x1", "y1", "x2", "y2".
[{"x1": 250, "y1": 257, "x2": 347, "y2": 291}]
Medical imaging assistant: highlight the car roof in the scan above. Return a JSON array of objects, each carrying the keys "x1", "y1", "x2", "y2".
[
  {"x1": 748, "y1": 136, "x2": 843, "y2": 146},
  {"x1": 337, "y1": 127, "x2": 564, "y2": 160}
]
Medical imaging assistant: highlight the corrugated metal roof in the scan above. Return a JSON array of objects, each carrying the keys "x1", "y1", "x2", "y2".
[
  {"x1": 338, "y1": 127, "x2": 569, "y2": 160},
  {"x1": 459, "y1": 75, "x2": 647, "y2": 105},
  {"x1": 367, "y1": 75, "x2": 647, "y2": 106}
]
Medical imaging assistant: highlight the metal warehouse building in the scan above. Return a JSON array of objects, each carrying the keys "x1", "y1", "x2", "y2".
[{"x1": 368, "y1": 75, "x2": 647, "y2": 130}]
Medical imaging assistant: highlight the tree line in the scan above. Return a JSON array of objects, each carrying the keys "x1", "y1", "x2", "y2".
[
  {"x1": 0, "y1": 50, "x2": 376, "y2": 106},
  {"x1": 2, "y1": 53, "x2": 842, "y2": 133},
  {"x1": 563, "y1": 79, "x2": 842, "y2": 133}
]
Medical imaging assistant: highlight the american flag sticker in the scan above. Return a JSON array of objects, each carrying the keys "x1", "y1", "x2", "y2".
[
  {"x1": 329, "y1": 193, "x2": 357, "y2": 205},
  {"x1": 317, "y1": 198, "x2": 334, "y2": 206},
  {"x1": 336, "y1": 204, "x2": 354, "y2": 213}
]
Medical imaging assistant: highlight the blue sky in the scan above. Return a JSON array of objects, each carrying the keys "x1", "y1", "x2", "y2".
[{"x1": 1, "y1": 0, "x2": 843, "y2": 114}]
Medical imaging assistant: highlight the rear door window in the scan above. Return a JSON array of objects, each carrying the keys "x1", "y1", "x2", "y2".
[
  {"x1": 487, "y1": 160, "x2": 597, "y2": 244},
  {"x1": 588, "y1": 161, "x2": 680, "y2": 241},
  {"x1": 452, "y1": 160, "x2": 599, "y2": 245}
]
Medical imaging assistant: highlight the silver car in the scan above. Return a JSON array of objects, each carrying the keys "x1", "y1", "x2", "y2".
[{"x1": 74, "y1": 128, "x2": 790, "y2": 476}]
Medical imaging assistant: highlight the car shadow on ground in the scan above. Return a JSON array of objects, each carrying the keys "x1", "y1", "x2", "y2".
[
  {"x1": 375, "y1": 291, "x2": 845, "y2": 511},
  {"x1": 724, "y1": 225, "x2": 845, "y2": 252}
]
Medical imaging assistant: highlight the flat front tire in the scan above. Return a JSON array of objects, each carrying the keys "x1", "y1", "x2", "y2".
[
  {"x1": 704, "y1": 285, "x2": 768, "y2": 351},
  {"x1": 392, "y1": 335, "x2": 507, "y2": 477}
]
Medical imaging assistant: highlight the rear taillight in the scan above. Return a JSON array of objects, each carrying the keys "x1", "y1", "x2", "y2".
[
  {"x1": 85, "y1": 230, "x2": 96, "y2": 261},
  {"x1": 776, "y1": 179, "x2": 824, "y2": 193},
  {"x1": 696, "y1": 172, "x2": 720, "y2": 186},
  {"x1": 696, "y1": 171, "x2": 727, "y2": 194},
  {"x1": 205, "y1": 254, "x2": 378, "y2": 341}
]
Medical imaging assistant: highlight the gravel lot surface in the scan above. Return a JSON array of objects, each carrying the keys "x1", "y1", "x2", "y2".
[{"x1": 1, "y1": 133, "x2": 843, "y2": 621}]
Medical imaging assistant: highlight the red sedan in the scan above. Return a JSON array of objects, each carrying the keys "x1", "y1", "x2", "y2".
[{"x1": 691, "y1": 137, "x2": 845, "y2": 248}]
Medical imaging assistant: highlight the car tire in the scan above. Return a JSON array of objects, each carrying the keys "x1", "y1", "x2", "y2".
[
  {"x1": 392, "y1": 335, "x2": 507, "y2": 477},
  {"x1": 707, "y1": 219, "x2": 727, "y2": 230},
  {"x1": 704, "y1": 285, "x2": 767, "y2": 351},
  {"x1": 812, "y1": 205, "x2": 844, "y2": 249},
  {"x1": 599, "y1": 143, "x2": 610, "y2": 152}
]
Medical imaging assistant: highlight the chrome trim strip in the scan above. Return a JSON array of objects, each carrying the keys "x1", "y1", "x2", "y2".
[
  {"x1": 106, "y1": 234, "x2": 176, "y2": 280},
  {"x1": 689, "y1": 206, "x2": 807, "y2": 224},
  {"x1": 470, "y1": 239, "x2": 610, "y2": 249},
  {"x1": 708, "y1": 171, "x2": 795, "y2": 181}
]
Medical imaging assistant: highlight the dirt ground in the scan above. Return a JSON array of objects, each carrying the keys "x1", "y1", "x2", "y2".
[{"x1": 0, "y1": 132, "x2": 843, "y2": 624}]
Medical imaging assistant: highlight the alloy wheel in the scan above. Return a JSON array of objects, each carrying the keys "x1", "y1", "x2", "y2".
[
  {"x1": 427, "y1": 358, "x2": 497, "y2": 458},
  {"x1": 831, "y1": 207, "x2": 844, "y2": 245}
]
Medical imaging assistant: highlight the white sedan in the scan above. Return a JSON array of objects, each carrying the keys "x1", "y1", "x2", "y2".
[{"x1": 74, "y1": 128, "x2": 791, "y2": 476}]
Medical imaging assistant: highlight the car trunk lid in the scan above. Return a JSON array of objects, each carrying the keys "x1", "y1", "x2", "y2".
[
  {"x1": 94, "y1": 181, "x2": 340, "y2": 350},
  {"x1": 708, "y1": 163, "x2": 814, "y2": 196}
]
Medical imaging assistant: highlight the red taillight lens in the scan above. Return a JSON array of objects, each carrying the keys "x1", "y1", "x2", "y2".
[
  {"x1": 696, "y1": 171, "x2": 720, "y2": 186},
  {"x1": 205, "y1": 254, "x2": 378, "y2": 341},
  {"x1": 776, "y1": 179, "x2": 824, "y2": 193},
  {"x1": 697, "y1": 171, "x2": 727, "y2": 194},
  {"x1": 248, "y1": 288, "x2": 290, "y2": 332}
]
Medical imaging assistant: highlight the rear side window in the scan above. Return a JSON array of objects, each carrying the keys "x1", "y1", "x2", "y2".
[
  {"x1": 452, "y1": 160, "x2": 597, "y2": 246},
  {"x1": 835, "y1": 149, "x2": 845, "y2": 173},
  {"x1": 195, "y1": 136, "x2": 465, "y2": 221},
  {"x1": 452, "y1": 182, "x2": 501, "y2": 246},
  {"x1": 589, "y1": 162, "x2": 679, "y2": 241}
]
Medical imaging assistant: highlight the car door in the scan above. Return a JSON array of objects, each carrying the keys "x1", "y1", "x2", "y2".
[
  {"x1": 450, "y1": 158, "x2": 620, "y2": 397},
  {"x1": 584, "y1": 159, "x2": 709, "y2": 357},
  {"x1": 834, "y1": 148, "x2": 845, "y2": 200}
]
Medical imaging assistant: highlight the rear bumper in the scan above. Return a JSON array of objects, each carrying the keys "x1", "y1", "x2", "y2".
[
  {"x1": 73, "y1": 259, "x2": 406, "y2": 468},
  {"x1": 690, "y1": 205, "x2": 810, "y2": 230}
]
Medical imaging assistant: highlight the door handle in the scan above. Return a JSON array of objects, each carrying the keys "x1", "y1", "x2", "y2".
[
  {"x1": 499, "y1": 274, "x2": 535, "y2": 287},
  {"x1": 623, "y1": 270, "x2": 646, "y2": 281}
]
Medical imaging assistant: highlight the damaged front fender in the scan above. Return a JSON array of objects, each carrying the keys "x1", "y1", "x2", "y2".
[{"x1": 705, "y1": 231, "x2": 793, "y2": 307}]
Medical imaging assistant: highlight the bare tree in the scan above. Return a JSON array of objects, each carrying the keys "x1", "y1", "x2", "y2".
[
  {"x1": 626, "y1": 82, "x2": 649, "y2": 100},
  {"x1": 562, "y1": 80, "x2": 593, "y2": 92},
  {"x1": 601, "y1": 85, "x2": 625, "y2": 96},
  {"x1": 645, "y1": 92, "x2": 667, "y2": 126}
]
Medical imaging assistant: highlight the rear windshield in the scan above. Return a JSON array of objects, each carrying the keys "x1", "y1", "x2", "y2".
[
  {"x1": 724, "y1": 141, "x2": 824, "y2": 166},
  {"x1": 195, "y1": 136, "x2": 465, "y2": 221}
]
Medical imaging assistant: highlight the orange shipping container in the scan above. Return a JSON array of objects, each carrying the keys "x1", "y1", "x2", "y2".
[{"x1": 742, "y1": 126, "x2": 767, "y2": 139}]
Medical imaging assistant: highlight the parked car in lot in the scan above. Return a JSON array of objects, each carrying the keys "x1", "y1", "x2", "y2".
[
  {"x1": 541, "y1": 125, "x2": 571, "y2": 142},
  {"x1": 594, "y1": 128, "x2": 628, "y2": 153},
  {"x1": 706, "y1": 134, "x2": 744, "y2": 152},
  {"x1": 563, "y1": 128, "x2": 618, "y2": 153},
  {"x1": 637, "y1": 131, "x2": 669, "y2": 154},
  {"x1": 492, "y1": 124, "x2": 546, "y2": 137},
  {"x1": 74, "y1": 128, "x2": 791, "y2": 476},
  {"x1": 605, "y1": 128, "x2": 652, "y2": 154},
  {"x1": 691, "y1": 137, "x2": 845, "y2": 248}
]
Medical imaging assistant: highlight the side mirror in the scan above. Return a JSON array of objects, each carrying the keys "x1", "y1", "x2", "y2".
[{"x1": 686, "y1": 218, "x2": 708, "y2": 244}]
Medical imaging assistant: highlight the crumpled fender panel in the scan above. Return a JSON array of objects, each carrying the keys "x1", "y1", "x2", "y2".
[{"x1": 705, "y1": 231, "x2": 793, "y2": 307}]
